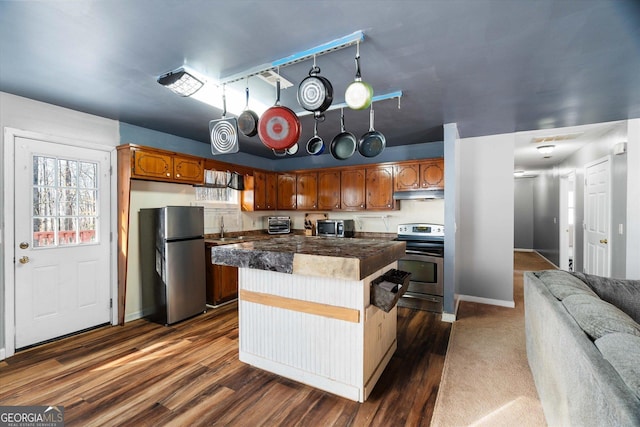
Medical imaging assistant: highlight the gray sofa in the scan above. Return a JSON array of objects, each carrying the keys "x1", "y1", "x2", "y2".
[{"x1": 524, "y1": 270, "x2": 640, "y2": 426}]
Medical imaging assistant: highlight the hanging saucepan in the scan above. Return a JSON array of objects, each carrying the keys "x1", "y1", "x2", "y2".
[
  {"x1": 330, "y1": 108, "x2": 356, "y2": 160},
  {"x1": 306, "y1": 117, "x2": 325, "y2": 155},
  {"x1": 358, "y1": 107, "x2": 385, "y2": 158},
  {"x1": 345, "y1": 43, "x2": 373, "y2": 110},
  {"x1": 286, "y1": 143, "x2": 299, "y2": 155},
  {"x1": 209, "y1": 86, "x2": 239, "y2": 154},
  {"x1": 238, "y1": 83, "x2": 259, "y2": 137},
  {"x1": 297, "y1": 63, "x2": 333, "y2": 113},
  {"x1": 258, "y1": 80, "x2": 301, "y2": 151}
]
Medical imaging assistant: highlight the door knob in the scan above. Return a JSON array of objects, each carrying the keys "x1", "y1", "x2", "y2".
[
  {"x1": 19, "y1": 241, "x2": 29, "y2": 249},
  {"x1": 599, "y1": 238, "x2": 608, "y2": 244},
  {"x1": 19, "y1": 256, "x2": 30, "y2": 264}
]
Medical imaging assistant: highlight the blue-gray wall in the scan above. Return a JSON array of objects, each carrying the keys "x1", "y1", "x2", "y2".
[
  {"x1": 514, "y1": 178, "x2": 534, "y2": 249},
  {"x1": 120, "y1": 122, "x2": 443, "y2": 171},
  {"x1": 533, "y1": 170, "x2": 560, "y2": 264}
]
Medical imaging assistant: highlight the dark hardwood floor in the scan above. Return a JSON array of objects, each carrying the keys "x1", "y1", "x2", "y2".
[{"x1": 0, "y1": 303, "x2": 451, "y2": 426}]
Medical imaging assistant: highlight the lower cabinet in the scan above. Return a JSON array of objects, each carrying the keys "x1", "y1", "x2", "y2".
[{"x1": 205, "y1": 246, "x2": 239, "y2": 306}]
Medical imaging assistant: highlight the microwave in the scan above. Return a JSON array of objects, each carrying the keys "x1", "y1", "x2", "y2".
[
  {"x1": 267, "y1": 216, "x2": 290, "y2": 234},
  {"x1": 316, "y1": 219, "x2": 355, "y2": 237}
]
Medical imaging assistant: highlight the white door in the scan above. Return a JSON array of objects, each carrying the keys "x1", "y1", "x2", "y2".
[
  {"x1": 584, "y1": 157, "x2": 610, "y2": 276},
  {"x1": 14, "y1": 136, "x2": 111, "y2": 348}
]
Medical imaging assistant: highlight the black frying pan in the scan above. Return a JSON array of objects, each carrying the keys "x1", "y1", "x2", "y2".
[
  {"x1": 358, "y1": 107, "x2": 385, "y2": 158},
  {"x1": 238, "y1": 85, "x2": 259, "y2": 137},
  {"x1": 330, "y1": 108, "x2": 356, "y2": 160}
]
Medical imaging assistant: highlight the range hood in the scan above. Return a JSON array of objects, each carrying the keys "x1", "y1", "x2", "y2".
[{"x1": 393, "y1": 189, "x2": 444, "y2": 200}]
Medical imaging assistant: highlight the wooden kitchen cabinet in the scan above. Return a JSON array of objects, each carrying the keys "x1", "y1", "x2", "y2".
[
  {"x1": 394, "y1": 158, "x2": 444, "y2": 191},
  {"x1": 341, "y1": 169, "x2": 366, "y2": 210},
  {"x1": 205, "y1": 245, "x2": 238, "y2": 306},
  {"x1": 277, "y1": 173, "x2": 297, "y2": 210},
  {"x1": 173, "y1": 155, "x2": 205, "y2": 183},
  {"x1": 296, "y1": 172, "x2": 318, "y2": 210},
  {"x1": 420, "y1": 158, "x2": 445, "y2": 189},
  {"x1": 317, "y1": 170, "x2": 341, "y2": 210},
  {"x1": 366, "y1": 166, "x2": 395, "y2": 210},
  {"x1": 253, "y1": 170, "x2": 277, "y2": 210},
  {"x1": 130, "y1": 146, "x2": 204, "y2": 184}
]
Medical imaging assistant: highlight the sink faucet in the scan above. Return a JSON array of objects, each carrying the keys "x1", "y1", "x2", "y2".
[{"x1": 220, "y1": 216, "x2": 225, "y2": 239}]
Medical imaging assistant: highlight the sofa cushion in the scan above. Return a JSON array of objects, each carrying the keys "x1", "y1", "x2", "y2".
[
  {"x1": 572, "y1": 272, "x2": 640, "y2": 324},
  {"x1": 534, "y1": 270, "x2": 598, "y2": 300},
  {"x1": 595, "y1": 333, "x2": 640, "y2": 400},
  {"x1": 561, "y1": 294, "x2": 640, "y2": 340}
]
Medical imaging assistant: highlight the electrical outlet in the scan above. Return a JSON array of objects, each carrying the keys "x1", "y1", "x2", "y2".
[{"x1": 619, "y1": 224, "x2": 624, "y2": 235}]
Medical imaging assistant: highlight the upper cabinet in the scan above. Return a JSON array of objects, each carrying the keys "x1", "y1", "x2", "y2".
[
  {"x1": 366, "y1": 166, "x2": 395, "y2": 210},
  {"x1": 394, "y1": 158, "x2": 444, "y2": 191},
  {"x1": 130, "y1": 146, "x2": 204, "y2": 184},
  {"x1": 253, "y1": 171, "x2": 277, "y2": 211},
  {"x1": 277, "y1": 173, "x2": 297, "y2": 210},
  {"x1": 317, "y1": 170, "x2": 341, "y2": 210},
  {"x1": 296, "y1": 172, "x2": 318, "y2": 210},
  {"x1": 420, "y1": 158, "x2": 445, "y2": 189},
  {"x1": 340, "y1": 169, "x2": 366, "y2": 211}
]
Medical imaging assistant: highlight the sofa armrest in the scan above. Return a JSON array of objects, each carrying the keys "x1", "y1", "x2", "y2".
[{"x1": 524, "y1": 272, "x2": 640, "y2": 427}]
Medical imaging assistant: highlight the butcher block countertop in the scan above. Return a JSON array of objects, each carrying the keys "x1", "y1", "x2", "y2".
[{"x1": 210, "y1": 235, "x2": 405, "y2": 281}]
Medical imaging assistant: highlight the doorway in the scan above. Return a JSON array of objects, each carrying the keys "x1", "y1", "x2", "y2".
[
  {"x1": 3, "y1": 128, "x2": 116, "y2": 358},
  {"x1": 559, "y1": 171, "x2": 576, "y2": 271},
  {"x1": 584, "y1": 156, "x2": 611, "y2": 276}
]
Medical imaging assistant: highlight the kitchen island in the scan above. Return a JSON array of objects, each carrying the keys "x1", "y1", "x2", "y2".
[{"x1": 211, "y1": 235, "x2": 406, "y2": 402}]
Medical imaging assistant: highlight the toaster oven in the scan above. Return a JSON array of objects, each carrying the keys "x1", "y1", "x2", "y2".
[{"x1": 267, "y1": 216, "x2": 291, "y2": 234}]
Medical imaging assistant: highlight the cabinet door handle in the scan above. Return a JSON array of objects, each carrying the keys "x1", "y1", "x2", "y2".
[
  {"x1": 166, "y1": 172, "x2": 171, "y2": 177},
  {"x1": 176, "y1": 173, "x2": 181, "y2": 178}
]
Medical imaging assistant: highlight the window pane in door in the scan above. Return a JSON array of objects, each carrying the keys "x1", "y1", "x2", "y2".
[
  {"x1": 58, "y1": 189, "x2": 78, "y2": 216},
  {"x1": 33, "y1": 217, "x2": 55, "y2": 248},
  {"x1": 33, "y1": 156, "x2": 56, "y2": 186},
  {"x1": 33, "y1": 187, "x2": 56, "y2": 216},
  {"x1": 58, "y1": 159, "x2": 77, "y2": 187},
  {"x1": 58, "y1": 218, "x2": 78, "y2": 245},
  {"x1": 79, "y1": 217, "x2": 97, "y2": 243},
  {"x1": 79, "y1": 190, "x2": 97, "y2": 216},
  {"x1": 79, "y1": 162, "x2": 97, "y2": 188},
  {"x1": 31, "y1": 155, "x2": 99, "y2": 247}
]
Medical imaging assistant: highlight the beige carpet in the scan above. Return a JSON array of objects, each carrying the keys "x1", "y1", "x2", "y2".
[{"x1": 430, "y1": 252, "x2": 552, "y2": 426}]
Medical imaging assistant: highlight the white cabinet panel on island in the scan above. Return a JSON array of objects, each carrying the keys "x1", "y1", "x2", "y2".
[{"x1": 211, "y1": 235, "x2": 406, "y2": 401}]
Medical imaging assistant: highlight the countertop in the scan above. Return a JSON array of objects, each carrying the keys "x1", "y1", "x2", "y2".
[{"x1": 210, "y1": 235, "x2": 405, "y2": 281}]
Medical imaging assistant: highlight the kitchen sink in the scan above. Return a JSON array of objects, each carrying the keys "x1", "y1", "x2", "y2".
[{"x1": 218, "y1": 236, "x2": 244, "y2": 242}]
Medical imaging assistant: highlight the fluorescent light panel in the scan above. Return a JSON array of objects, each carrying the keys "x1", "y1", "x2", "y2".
[
  {"x1": 171, "y1": 66, "x2": 270, "y2": 116},
  {"x1": 158, "y1": 68, "x2": 204, "y2": 97}
]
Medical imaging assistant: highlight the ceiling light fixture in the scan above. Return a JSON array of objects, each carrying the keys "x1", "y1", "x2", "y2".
[
  {"x1": 157, "y1": 67, "x2": 204, "y2": 97},
  {"x1": 537, "y1": 144, "x2": 555, "y2": 157},
  {"x1": 514, "y1": 170, "x2": 526, "y2": 177}
]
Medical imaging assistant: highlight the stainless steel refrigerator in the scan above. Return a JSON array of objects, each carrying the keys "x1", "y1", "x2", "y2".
[{"x1": 139, "y1": 206, "x2": 206, "y2": 325}]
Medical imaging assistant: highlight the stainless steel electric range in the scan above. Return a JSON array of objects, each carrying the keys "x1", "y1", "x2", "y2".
[{"x1": 395, "y1": 223, "x2": 444, "y2": 312}]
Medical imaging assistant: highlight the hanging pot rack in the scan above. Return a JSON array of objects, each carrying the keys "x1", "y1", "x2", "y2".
[
  {"x1": 296, "y1": 90, "x2": 403, "y2": 117},
  {"x1": 218, "y1": 31, "x2": 366, "y2": 86}
]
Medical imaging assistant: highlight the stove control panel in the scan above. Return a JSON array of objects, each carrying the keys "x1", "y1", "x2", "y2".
[{"x1": 397, "y1": 223, "x2": 444, "y2": 237}]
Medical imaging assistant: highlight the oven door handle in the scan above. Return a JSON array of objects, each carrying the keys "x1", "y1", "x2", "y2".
[{"x1": 405, "y1": 249, "x2": 443, "y2": 257}]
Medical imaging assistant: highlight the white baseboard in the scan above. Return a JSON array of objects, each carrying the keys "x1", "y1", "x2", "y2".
[
  {"x1": 0, "y1": 348, "x2": 5, "y2": 361},
  {"x1": 458, "y1": 294, "x2": 515, "y2": 308},
  {"x1": 441, "y1": 296, "x2": 460, "y2": 323},
  {"x1": 515, "y1": 248, "x2": 534, "y2": 252},
  {"x1": 441, "y1": 312, "x2": 456, "y2": 323}
]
